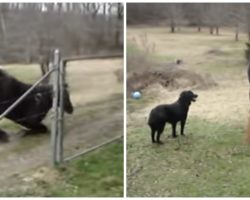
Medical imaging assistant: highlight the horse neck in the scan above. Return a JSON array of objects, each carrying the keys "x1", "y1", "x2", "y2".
[
  {"x1": 33, "y1": 85, "x2": 53, "y2": 108},
  {"x1": 10, "y1": 76, "x2": 31, "y2": 96},
  {"x1": 34, "y1": 85, "x2": 53, "y2": 98}
]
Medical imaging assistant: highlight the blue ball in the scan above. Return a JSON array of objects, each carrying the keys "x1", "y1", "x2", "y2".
[{"x1": 132, "y1": 91, "x2": 141, "y2": 99}]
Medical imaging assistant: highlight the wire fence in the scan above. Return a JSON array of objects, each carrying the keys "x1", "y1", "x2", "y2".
[
  {"x1": 0, "y1": 49, "x2": 123, "y2": 167},
  {"x1": 60, "y1": 52, "x2": 123, "y2": 163}
]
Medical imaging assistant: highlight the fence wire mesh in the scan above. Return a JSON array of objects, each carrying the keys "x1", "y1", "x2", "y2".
[
  {"x1": 0, "y1": 54, "x2": 123, "y2": 180},
  {"x1": 62, "y1": 57, "x2": 123, "y2": 160}
]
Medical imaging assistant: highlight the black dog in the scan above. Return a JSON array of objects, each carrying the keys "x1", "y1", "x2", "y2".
[{"x1": 148, "y1": 90, "x2": 198, "y2": 144}]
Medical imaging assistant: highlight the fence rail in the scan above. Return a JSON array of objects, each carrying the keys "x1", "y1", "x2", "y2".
[
  {"x1": 63, "y1": 52, "x2": 123, "y2": 63},
  {"x1": 64, "y1": 135, "x2": 123, "y2": 162}
]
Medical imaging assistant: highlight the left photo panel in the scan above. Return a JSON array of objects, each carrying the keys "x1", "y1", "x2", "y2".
[{"x1": 0, "y1": 2, "x2": 123, "y2": 197}]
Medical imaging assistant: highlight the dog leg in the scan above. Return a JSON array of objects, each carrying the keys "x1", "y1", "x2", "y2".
[
  {"x1": 151, "y1": 128, "x2": 156, "y2": 143},
  {"x1": 172, "y1": 123, "x2": 178, "y2": 138},
  {"x1": 156, "y1": 127, "x2": 164, "y2": 144},
  {"x1": 180, "y1": 120, "x2": 186, "y2": 136}
]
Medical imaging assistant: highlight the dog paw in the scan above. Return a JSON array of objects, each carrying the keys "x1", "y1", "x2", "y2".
[{"x1": 157, "y1": 141, "x2": 164, "y2": 145}]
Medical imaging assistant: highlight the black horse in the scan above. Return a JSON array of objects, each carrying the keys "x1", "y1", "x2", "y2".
[{"x1": 0, "y1": 69, "x2": 73, "y2": 142}]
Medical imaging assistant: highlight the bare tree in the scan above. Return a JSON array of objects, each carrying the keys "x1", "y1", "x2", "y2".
[
  {"x1": 226, "y1": 4, "x2": 244, "y2": 41},
  {"x1": 0, "y1": 4, "x2": 8, "y2": 43},
  {"x1": 244, "y1": 4, "x2": 250, "y2": 41},
  {"x1": 203, "y1": 4, "x2": 226, "y2": 35},
  {"x1": 164, "y1": 4, "x2": 183, "y2": 33},
  {"x1": 0, "y1": 3, "x2": 123, "y2": 64},
  {"x1": 115, "y1": 3, "x2": 123, "y2": 47}
]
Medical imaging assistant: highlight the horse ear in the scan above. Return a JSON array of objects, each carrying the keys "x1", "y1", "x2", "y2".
[{"x1": 34, "y1": 93, "x2": 42, "y2": 104}]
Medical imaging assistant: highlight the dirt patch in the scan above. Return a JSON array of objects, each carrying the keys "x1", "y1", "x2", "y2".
[
  {"x1": 67, "y1": 59, "x2": 122, "y2": 106},
  {"x1": 206, "y1": 48, "x2": 227, "y2": 56},
  {"x1": 127, "y1": 67, "x2": 217, "y2": 94}
]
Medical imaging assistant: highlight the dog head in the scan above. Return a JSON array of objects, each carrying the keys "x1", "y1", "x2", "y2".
[{"x1": 179, "y1": 90, "x2": 198, "y2": 106}]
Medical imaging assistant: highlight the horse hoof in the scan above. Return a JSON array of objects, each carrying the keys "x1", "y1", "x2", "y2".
[{"x1": 0, "y1": 131, "x2": 9, "y2": 143}]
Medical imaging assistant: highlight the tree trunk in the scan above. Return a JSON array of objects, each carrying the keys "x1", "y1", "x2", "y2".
[
  {"x1": 198, "y1": 26, "x2": 201, "y2": 32},
  {"x1": 25, "y1": 38, "x2": 32, "y2": 64},
  {"x1": 114, "y1": 3, "x2": 123, "y2": 47},
  {"x1": 115, "y1": 30, "x2": 121, "y2": 47},
  {"x1": 209, "y1": 26, "x2": 214, "y2": 35},
  {"x1": 235, "y1": 26, "x2": 239, "y2": 41},
  {"x1": 171, "y1": 25, "x2": 175, "y2": 33},
  {"x1": 216, "y1": 26, "x2": 219, "y2": 35},
  {"x1": 170, "y1": 18, "x2": 175, "y2": 33},
  {"x1": 0, "y1": 13, "x2": 7, "y2": 43}
]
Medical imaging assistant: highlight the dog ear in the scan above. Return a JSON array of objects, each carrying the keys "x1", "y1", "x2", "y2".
[{"x1": 180, "y1": 91, "x2": 187, "y2": 99}]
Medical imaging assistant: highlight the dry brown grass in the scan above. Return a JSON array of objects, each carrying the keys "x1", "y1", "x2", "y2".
[
  {"x1": 127, "y1": 26, "x2": 249, "y2": 125},
  {"x1": 67, "y1": 58, "x2": 123, "y2": 106}
]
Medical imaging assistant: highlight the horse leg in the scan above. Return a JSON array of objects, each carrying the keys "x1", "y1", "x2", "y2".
[
  {"x1": 0, "y1": 129, "x2": 9, "y2": 143},
  {"x1": 19, "y1": 122, "x2": 48, "y2": 134},
  {"x1": 29, "y1": 123, "x2": 48, "y2": 133}
]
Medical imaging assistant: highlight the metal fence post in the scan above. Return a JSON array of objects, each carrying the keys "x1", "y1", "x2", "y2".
[
  {"x1": 57, "y1": 59, "x2": 65, "y2": 163},
  {"x1": 51, "y1": 49, "x2": 60, "y2": 166}
]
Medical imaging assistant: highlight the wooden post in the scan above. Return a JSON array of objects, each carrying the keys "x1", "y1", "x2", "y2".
[
  {"x1": 57, "y1": 59, "x2": 65, "y2": 163},
  {"x1": 51, "y1": 49, "x2": 60, "y2": 166}
]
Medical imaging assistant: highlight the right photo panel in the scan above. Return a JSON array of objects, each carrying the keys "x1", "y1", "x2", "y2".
[{"x1": 127, "y1": 3, "x2": 250, "y2": 197}]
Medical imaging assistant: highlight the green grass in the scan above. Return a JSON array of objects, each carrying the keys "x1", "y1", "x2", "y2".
[
  {"x1": 1, "y1": 141, "x2": 123, "y2": 197},
  {"x1": 127, "y1": 117, "x2": 250, "y2": 197},
  {"x1": 52, "y1": 141, "x2": 123, "y2": 197},
  {"x1": 127, "y1": 92, "x2": 154, "y2": 113},
  {"x1": 127, "y1": 26, "x2": 250, "y2": 197}
]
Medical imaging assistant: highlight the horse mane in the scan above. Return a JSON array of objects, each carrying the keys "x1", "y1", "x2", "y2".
[{"x1": 0, "y1": 69, "x2": 52, "y2": 100}]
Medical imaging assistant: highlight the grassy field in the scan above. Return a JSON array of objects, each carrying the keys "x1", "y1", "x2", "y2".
[
  {"x1": 0, "y1": 141, "x2": 123, "y2": 197},
  {"x1": 0, "y1": 58, "x2": 123, "y2": 196},
  {"x1": 127, "y1": 26, "x2": 250, "y2": 197}
]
